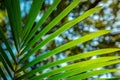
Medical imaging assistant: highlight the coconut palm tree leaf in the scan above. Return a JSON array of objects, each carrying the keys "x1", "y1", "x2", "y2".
[
  {"x1": 19, "y1": 30, "x2": 110, "y2": 68},
  {"x1": 20, "y1": 0, "x2": 81, "y2": 56},
  {"x1": 17, "y1": 56, "x2": 120, "y2": 79},
  {"x1": 66, "y1": 68, "x2": 120, "y2": 80},
  {"x1": 95, "y1": 78, "x2": 120, "y2": 80},
  {"x1": 30, "y1": 57, "x2": 120, "y2": 80},
  {"x1": 0, "y1": 28, "x2": 16, "y2": 62},
  {"x1": 22, "y1": 0, "x2": 61, "y2": 47},
  {"x1": 4, "y1": 0, "x2": 22, "y2": 50},
  {"x1": 11, "y1": 0, "x2": 22, "y2": 37},
  {"x1": 2, "y1": 0, "x2": 120, "y2": 80},
  {"x1": 0, "y1": 45, "x2": 14, "y2": 71},
  {"x1": 22, "y1": 0, "x2": 44, "y2": 40},
  {"x1": 17, "y1": 48, "x2": 120, "y2": 76},
  {"x1": 0, "y1": 67, "x2": 7, "y2": 80},
  {"x1": 20, "y1": 6, "x2": 102, "y2": 58},
  {"x1": 48, "y1": 59, "x2": 120, "y2": 80},
  {"x1": 0, "y1": 54, "x2": 12, "y2": 78}
]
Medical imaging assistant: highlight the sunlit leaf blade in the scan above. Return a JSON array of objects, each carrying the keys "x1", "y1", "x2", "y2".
[
  {"x1": 95, "y1": 78, "x2": 120, "y2": 80},
  {"x1": 19, "y1": 30, "x2": 110, "y2": 69},
  {"x1": 16, "y1": 48, "x2": 120, "y2": 79},
  {"x1": 20, "y1": 0, "x2": 81, "y2": 55},
  {"x1": 67, "y1": 68, "x2": 120, "y2": 80},
  {"x1": 48, "y1": 60, "x2": 120, "y2": 80},
  {"x1": 0, "y1": 29, "x2": 16, "y2": 63},
  {"x1": 17, "y1": 57, "x2": 117, "y2": 80},
  {"x1": 31, "y1": 58, "x2": 120, "y2": 80},
  {"x1": 0, "y1": 45, "x2": 14, "y2": 71},
  {"x1": 21, "y1": 6, "x2": 103, "y2": 61},
  {"x1": 4, "y1": 0, "x2": 21, "y2": 50},
  {"x1": 22, "y1": 0, "x2": 44, "y2": 41},
  {"x1": 2, "y1": 0, "x2": 119, "y2": 80},
  {"x1": 22, "y1": 0, "x2": 61, "y2": 48},
  {"x1": 0, "y1": 67, "x2": 7, "y2": 80}
]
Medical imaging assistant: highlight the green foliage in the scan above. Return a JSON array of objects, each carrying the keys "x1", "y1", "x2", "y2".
[
  {"x1": 0, "y1": 0, "x2": 120, "y2": 80},
  {"x1": 95, "y1": 78, "x2": 120, "y2": 80}
]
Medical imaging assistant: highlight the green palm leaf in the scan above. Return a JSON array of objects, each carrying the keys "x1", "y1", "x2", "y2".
[
  {"x1": 22, "y1": 0, "x2": 44, "y2": 40},
  {"x1": 19, "y1": 30, "x2": 110, "y2": 68},
  {"x1": 22, "y1": 0, "x2": 61, "y2": 47},
  {"x1": 4, "y1": 0, "x2": 22, "y2": 50},
  {"x1": 67, "y1": 68, "x2": 120, "y2": 80},
  {"x1": 0, "y1": 45, "x2": 14, "y2": 71},
  {"x1": 95, "y1": 78, "x2": 120, "y2": 80},
  {"x1": 20, "y1": 0, "x2": 81, "y2": 55},
  {"x1": 30, "y1": 57, "x2": 120, "y2": 80},
  {"x1": 0, "y1": 67, "x2": 7, "y2": 80},
  {"x1": 20, "y1": 6, "x2": 102, "y2": 57},
  {"x1": 0, "y1": 54, "x2": 12, "y2": 78},
  {"x1": 1, "y1": 0, "x2": 120, "y2": 80},
  {"x1": 0, "y1": 29, "x2": 16, "y2": 62},
  {"x1": 48, "y1": 60, "x2": 120, "y2": 80},
  {"x1": 16, "y1": 48, "x2": 120, "y2": 79}
]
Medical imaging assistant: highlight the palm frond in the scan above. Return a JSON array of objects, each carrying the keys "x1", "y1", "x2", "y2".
[
  {"x1": 22, "y1": 0, "x2": 44, "y2": 40},
  {"x1": 67, "y1": 68, "x2": 120, "y2": 80},
  {"x1": 4, "y1": 0, "x2": 22, "y2": 50},
  {"x1": 1, "y1": 0, "x2": 120, "y2": 80},
  {"x1": 30, "y1": 57, "x2": 120, "y2": 80},
  {"x1": 95, "y1": 78, "x2": 120, "y2": 80},
  {"x1": 48, "y1": 59, "x2": 120, "y2": 80},
  {"x1": 22, "y1": 0, "x2": 61, "y2": 47},
  {"x1": 0, "y1": 29, "x2": 16, "y2": 62},
  {"x1": 0, "y1": 67, "x2": 7, "y2": 80},
  {"x1": 19, "y1": 30, "x2": 110, "y2": 68},
  {"x1": 20, "y1": 0, "x2": 81, "y2": 55},
  {"x1": 16, "y1": 49, "x2": 120, "y2": 79},
  {"x1": 20, "y1": 6, "x2": 102, "y2": 56},
  {"x1": 0, "y1": 45, "x2": 14, "y2": 71}
]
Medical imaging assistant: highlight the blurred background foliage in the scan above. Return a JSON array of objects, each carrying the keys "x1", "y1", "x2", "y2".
[{"x1": 0, "y1": 0, "x2": 120, "y2": 79}]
